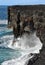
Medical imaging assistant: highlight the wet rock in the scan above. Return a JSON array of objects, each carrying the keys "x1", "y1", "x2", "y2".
[{"x1": 27, "y1": 54, "x2": 39, "y2": 65}]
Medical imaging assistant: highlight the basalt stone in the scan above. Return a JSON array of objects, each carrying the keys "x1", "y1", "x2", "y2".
[{"x1": 27, "y1": 54, "x2": 39, "y2": 65}]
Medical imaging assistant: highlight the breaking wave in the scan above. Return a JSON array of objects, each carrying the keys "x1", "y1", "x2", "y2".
[{"x1": 0, "y1": 32, "x2": 43, "y2": 65}]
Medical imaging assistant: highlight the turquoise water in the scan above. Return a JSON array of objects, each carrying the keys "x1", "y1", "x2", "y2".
[
  {"x1": 0, "y1": 47, "x2": 21, "y2": 64},
  {"x1": 0, "y1": 24, "x2": 13, "y2": 37},
  {"x1": 0, "y1": 24, "x2": 21, "y2": 65}
]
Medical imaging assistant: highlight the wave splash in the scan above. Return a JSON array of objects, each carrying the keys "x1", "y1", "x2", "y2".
[{"x1": 1, "y1": 32, "x2": 42, "y2": 65}]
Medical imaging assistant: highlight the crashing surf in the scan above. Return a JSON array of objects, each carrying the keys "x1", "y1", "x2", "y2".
[{"x1": 0, "y1": 32, "x2": 43, "y2": 65}]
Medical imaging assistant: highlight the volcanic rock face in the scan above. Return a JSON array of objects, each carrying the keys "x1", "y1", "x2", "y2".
[
  {"x1": 8, "y1": 5, "x2": 45, "y2": 43},
  {"x1": 36, "y1": 24, "x2": 45, "y2": 43},
  {"x1": 7, "y1": 5, "x2": 45, "y2": 65},
  {"x1": 33, "y1": 11, "x2": 45, "y2": 44}
]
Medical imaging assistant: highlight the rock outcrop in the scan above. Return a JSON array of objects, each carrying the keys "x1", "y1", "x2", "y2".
[
  {"x1": 8, "y1": 5, "x2": 45, "y2": 43},
  {"x1": 33, "y1": 11, "x2": 45, "y2": 44}
]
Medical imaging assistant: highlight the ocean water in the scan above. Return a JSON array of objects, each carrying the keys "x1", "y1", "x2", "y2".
[
  {"x1": 0, "y1": 24, "x2": 21, "y2": 65},
  {"x1": 0, "y1": 23, "x2": 43, "y2": 65},
  {"x1": 0, "y1": 47, "x2": 21, "y2": 64},
  {"x1": 0, "y1": 6, "x2": 7, "y2": 20},
  {"x1": 0, "y1": 24, "x2": 13, "y2": 37}
]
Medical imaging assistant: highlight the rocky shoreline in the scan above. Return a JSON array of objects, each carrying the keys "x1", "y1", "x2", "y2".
[{"x1": 8, "y1": 5, "x2": 45, "y2": 65}]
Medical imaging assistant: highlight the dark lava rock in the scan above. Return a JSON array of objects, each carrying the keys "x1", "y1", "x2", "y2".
[
  {"x1": 33, "y1": 45, "x2": 45, "y2": 65},
  {"x1": 27, "y1": 54, "x2": 39, "y2": 65}
]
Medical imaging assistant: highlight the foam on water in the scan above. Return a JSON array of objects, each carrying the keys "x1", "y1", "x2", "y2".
[
  {"x1": 0, "y1": 20, "x2": 7, "y2": 24},
  {"x1": 1, "y1": 32, "x2": 43, "y2": 65}
]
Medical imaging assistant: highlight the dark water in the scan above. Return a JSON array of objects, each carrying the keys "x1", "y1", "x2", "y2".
[{"x1": 0, "y1": 24, "x2": 7, "y2": 27}]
